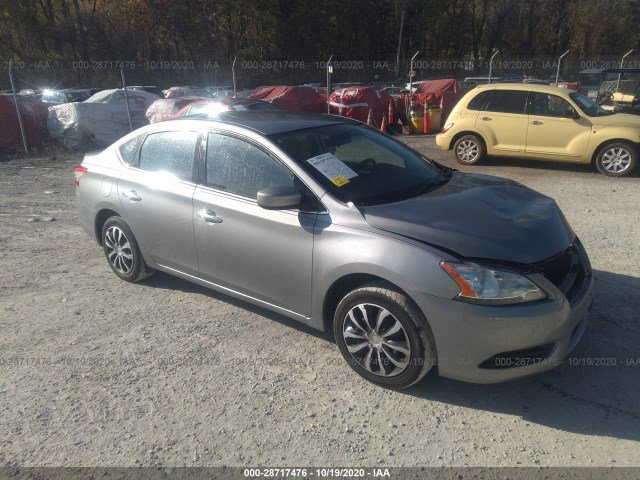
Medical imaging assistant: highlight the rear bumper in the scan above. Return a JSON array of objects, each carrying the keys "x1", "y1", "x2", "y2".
[
  {"x1": 435, "y1": 133, "x2": 452, "y2": 150},
  {"x1": 408, "y1": 274, "x2": 594, "y2": 383},
  {"x1": 76, "y1": 192, "x2": 97, "y2": 242}
]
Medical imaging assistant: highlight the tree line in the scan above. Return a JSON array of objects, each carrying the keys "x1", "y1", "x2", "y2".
[{"x1": 1, "y1": 0, "x2": 638, "y2": 65}]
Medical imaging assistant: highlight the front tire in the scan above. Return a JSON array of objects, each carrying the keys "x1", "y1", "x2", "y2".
[
  {"x1": 101, "y1": 217, "x2": 154, "y2": 282},
  {"x1": 595, "y1": 142, "x2": 637, "y2": 177},
  {"x1": 333, "y1": 283, "x2": 436, "y2": 389},
  {"x1": 453, "y1": 134, "x2": 485, "y2": 165}
]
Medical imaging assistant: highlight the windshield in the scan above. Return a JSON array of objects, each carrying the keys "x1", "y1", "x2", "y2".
[
  {"x1": 270, "y1": 124, "x2": 447, "y2": 205},
  {"x1": 569, "y1": 92, "x2": 614, "y2": 117},
  {"x1": 85, "y1": 89, "x2": 115, "y2": 103}
]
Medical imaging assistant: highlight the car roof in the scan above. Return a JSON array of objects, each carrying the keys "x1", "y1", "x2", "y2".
[
  {"x1": 171, "y1": 110, "x2": 359, "y2": 135},
  {"x1": 579, "y1": 68, "x2": 640, "y2": 75},
  {"x1": 472, "y1": 83, "x2": 574, "y2": 94}
]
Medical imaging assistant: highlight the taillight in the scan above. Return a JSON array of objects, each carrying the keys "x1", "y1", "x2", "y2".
[
  {"x1": 74, "y1": 166, "x2": 88, "y2": 186},
  {"x1": 441, "y1": 122, "x2": 454, "y2": 134}
]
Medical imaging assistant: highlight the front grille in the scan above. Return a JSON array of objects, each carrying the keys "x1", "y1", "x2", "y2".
[
  {"x1": 540, "y1": 240, "x2": 592, "y2": 307},
  {"x1": 479, "y1": 344, "x2": 555, "y2": 369}
]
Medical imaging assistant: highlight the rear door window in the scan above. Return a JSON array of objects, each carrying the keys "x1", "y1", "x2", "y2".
[
  {"x1": 484, "y1": 90, "x2": 528, "y2": 114},
  {"x1": 138, "y1": 131, "x2": 199, "y2": 181}
]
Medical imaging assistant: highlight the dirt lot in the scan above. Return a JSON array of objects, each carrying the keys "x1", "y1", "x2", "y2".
[{"x1": 0, "y1": 137, "x2": 639, "y2": 468}]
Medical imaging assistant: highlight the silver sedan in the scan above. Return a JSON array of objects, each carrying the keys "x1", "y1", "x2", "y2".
[{"x1": 74, "y1": 111, "x2": 593, "y2": 389}]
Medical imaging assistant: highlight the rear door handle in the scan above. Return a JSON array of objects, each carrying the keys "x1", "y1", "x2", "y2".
[
  {"x1": 529, "y1": 120, "x2": 543, "y2": 125},
  {"x1": 480, "y1": 116, "x2": 492, "y2": 121},
  {"x1": 198, "y1": 209, "x2": 223, "y2": 224},
  {"x1": 122, "y1": 190, "x2": 142, "y2": 202}
]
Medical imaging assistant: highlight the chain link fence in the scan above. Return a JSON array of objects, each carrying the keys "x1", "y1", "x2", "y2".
[{"x1": 1, "y1": 54, "x2": 639, "y2": 154}]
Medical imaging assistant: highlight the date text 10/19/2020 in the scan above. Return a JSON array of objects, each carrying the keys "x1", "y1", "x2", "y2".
[{"x1": 243, "y1": 468, "x2": 391, "y2": 478}]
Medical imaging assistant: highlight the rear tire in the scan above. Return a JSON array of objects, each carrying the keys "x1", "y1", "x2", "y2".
[
  {"x1": 453, "y1": 134, "x2": 485, "y2": 165},
  {"x1": 101, "y1": 217, "x2": 154, "y2": 282},
  {"x1": 595, "y1": 142, "x2": 637, "y2": 177},
  {"x1": 333, "y1": 283, "x2": 436, "y2": 389}
]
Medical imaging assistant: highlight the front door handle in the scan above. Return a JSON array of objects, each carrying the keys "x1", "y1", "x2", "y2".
[
  {"x1": 529, "y1": 120, "x2": 543, "y2": 125},
  {"x1": 480, "y1": 116, "x2": 492, "y2": 121},
  {"x1": 122, "y1": 190, "x2": 142, "y2": 202},
  {"x1": 198, "y1": 209, "x2": 223, "y2": 224}
]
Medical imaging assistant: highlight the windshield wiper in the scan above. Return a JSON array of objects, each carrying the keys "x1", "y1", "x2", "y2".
[
  {"x1": 415, "y1": 177, "x2": 450, "y2": 196},
  {"x1": 358, "y1": 177, "x2": 449, "y2": 206},
  {"x1": 422, "y1": 156, "x2": 455, "y2": 177}
]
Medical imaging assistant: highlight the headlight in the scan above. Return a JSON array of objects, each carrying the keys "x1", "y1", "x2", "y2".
[{"x1": 441, "y1": 261, "x2": 546, "y2": 305}]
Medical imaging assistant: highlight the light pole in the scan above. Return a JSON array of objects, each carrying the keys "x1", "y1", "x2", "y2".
[
  {"x1": 232, "y1": 56, "x2": 237, "y2": 96},
  {"x1": 8, "y1": 60, "x2": 29, "y2": 153},
  {"x1": 616, "y1": 49, "x2": 633, "y2": 92},
  {"x1": 488, "y1": 50, "x2": 499, "y2": 84},
  {"x1": 326, "y1": 55, "x2": 333, "y2": 114},
  {"x1": 395, "y1": 10, "x2": 405, "y2": 79},
  {"x1": 409, "y1": 51, "x2": 419, "y2": 93},
  {"x1": 120, "y1": 67, "x2": 133, "y2": 132},
  {"x1": 555, "y1": 50, "x2": 570, "y2": 84}
]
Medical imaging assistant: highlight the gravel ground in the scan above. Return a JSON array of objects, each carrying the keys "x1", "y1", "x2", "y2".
[{"x1": 0, "y1": 137, "x2": 639, "y2": 468}]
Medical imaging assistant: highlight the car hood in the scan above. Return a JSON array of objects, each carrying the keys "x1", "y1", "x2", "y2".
[
  {"x1": 592, "y1": 112, "x2": 640, "y2": 126},
  {"x1": 362, "y1": 172, "x2": 574, "y2": 264}
]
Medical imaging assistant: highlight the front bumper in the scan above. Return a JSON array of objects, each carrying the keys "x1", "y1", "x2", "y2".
[{"x1": 408, "y1": 273, "x2": 594, "y2": 383}]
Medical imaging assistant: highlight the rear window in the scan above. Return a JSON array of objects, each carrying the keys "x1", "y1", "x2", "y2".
[
  {"x1": 485, "y1": 90, "x2": 528, "y2": 114},
  {"x1": 187, "y1": 103, "x2": 230, "y2": 116},
  {"x1": 232, "y1": 102, "x2": 279, "y2": 111}
]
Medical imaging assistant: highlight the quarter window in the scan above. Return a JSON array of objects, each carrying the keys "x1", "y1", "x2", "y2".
[
  {"x1": 138, "y1": 131, "x2": 198, "y2": 180},
  {"x1": 206, "y1": 133, "x2": 293, "y2": 199},
  {"x1": 118, "y1": 135, "x2": 144, "y2": 166},
  {"x1": 467, "y1": 90, "x2": 493, "y2": 111},
  {"x1": 484, "y1": 90, "x2": 528, "y2": 114}
]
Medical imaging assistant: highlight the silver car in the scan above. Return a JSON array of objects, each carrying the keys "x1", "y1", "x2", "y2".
[{"x1": 74, "y1": 111, "x2": 593, "y2": 389}]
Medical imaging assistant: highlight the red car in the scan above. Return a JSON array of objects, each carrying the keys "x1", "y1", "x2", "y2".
[
  {"x1": 146, "y1": 96, "x2": 208, "y2": 123},
  {"x1": 171, "y1": 98, "x2": 279, "y2": 118}
]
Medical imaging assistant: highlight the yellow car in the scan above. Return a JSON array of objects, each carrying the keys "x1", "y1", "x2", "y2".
[{"x1": 436, "y1": 83, "x2": 640, "y2": 176}]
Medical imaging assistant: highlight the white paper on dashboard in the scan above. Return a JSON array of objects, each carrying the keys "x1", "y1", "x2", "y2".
[{"x1": 307, "y1": 153, "x2": 358, "y2": 184}]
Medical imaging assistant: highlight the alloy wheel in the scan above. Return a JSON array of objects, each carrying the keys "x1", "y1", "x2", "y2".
[
  {"x1": 104, "y1": 226, "x2": 134, "y2": 275},
  {"x1": 342, "y1": 303, "x2": 411, "y2": 377},
  {"x1": 456, "y1": 139, "x2": 480, "y2": 163},
  {"x1": 601, "y1": 147, "x2": 631, "y2": 174}
]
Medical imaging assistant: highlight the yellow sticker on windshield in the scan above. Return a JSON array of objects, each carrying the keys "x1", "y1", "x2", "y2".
[
  {"x1": 307, "y1": 153, "x2": 358, "y2": 186},
  {"x1": 331, "y1": 175, "x2": 350, "y2": 187}
]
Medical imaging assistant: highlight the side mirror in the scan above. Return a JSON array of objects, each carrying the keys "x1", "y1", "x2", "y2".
[{"x1": 257, "y1": 185, "x2": 302, "y2": 210}]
